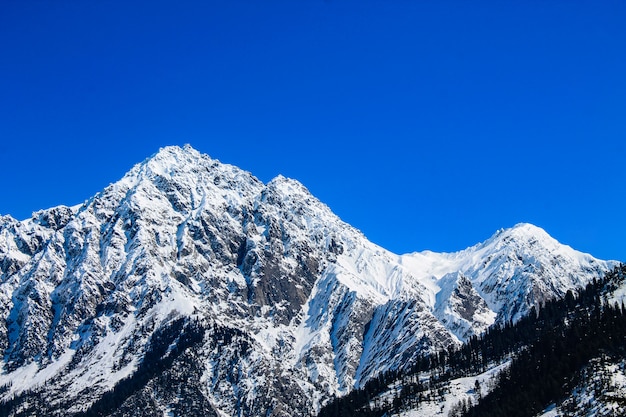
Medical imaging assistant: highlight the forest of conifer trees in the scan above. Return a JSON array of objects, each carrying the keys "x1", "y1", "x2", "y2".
[{"x1": 318, "y1": 263, "x2": 626, "y2": 417}]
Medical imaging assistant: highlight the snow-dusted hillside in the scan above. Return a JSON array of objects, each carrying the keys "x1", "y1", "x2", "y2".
[
  {"x1": 0, "y1": 145, "x2": 616, "y2": 417},
  {"x1": 539, "y1": 355, "x2": 626, "y2": 417},
  {"x1": 393, "y1": 362, "x2": 510, "y2": 417}
]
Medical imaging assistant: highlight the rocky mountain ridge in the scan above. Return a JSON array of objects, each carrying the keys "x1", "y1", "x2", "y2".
[{"x1": 0, "y1": 145, "x2": 616, "y2": 417}]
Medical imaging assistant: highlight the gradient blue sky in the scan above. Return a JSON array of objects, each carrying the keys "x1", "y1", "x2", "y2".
[{"x1": 1, "y1": 1, "x2": 625, "y2": 261}]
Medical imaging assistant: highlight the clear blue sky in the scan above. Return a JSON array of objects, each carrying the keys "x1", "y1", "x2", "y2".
[{"x1": 1, "y1": 1, "x2": 625, "y2": 261}]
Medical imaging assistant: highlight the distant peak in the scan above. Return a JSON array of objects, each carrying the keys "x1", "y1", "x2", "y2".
[
  {"x1": 267, "y1": 175, "x2": 312, "y2": 196},
  {"x1": 150, "y1": 144, "x2": 204, "y2": 162},
  {"x1": 508, "y1": 223, "x2": 551, "y2": 238},
  {"x1": 485, "y1": 222, "x2": 561, "y2": 253},
  {"x1": 268, "y1": 174, "x2": 291, "y2": 185},
  {"x1": 492, "y1": 223, "x2": 548, "y2": 238},
  {"x1": 511, "y1": 222, "x2": 543, "y2": 231},
  {"x1": 135, "y1": 144, "x2": 215, "y2": 177}
]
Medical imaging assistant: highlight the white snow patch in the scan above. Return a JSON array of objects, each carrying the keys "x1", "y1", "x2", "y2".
[{"x1": 394, "y1": 361, "x2": 509, "y2": 417}]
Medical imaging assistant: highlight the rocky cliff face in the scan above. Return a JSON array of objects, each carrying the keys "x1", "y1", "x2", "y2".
[{"x1": 0, "y1": 145, "x2": 616, "y2": 416}]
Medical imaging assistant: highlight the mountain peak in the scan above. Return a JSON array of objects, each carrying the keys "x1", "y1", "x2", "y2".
[
  {"x1": 154, "y1": 143, "x2": 201, "y2": 158},
  {"x1": 142, "y1": 144, "x2": 207, "y2": 174},
  {"x1": 509, "y1": 222, "x2": 550, "y2": 237},
  {"x1": 488, "y1": 222, "x2": 557, "y2": 249},
  {"x1": 267, "y1": 174, "x2": 312, "y2": 198},
  {"x1": 112, "y1": 144, "x2": 263, "y2": 195}
]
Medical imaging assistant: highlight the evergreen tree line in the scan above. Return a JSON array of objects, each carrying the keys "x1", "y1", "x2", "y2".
[
  {"x1": 317, "y1": 264, "x2": 626, "y2": 417},
  {"x1": 462, "y1": 263, "x2": 626, "y2": 417}
]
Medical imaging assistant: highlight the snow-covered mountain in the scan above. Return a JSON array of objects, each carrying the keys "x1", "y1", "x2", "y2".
[{"x1": 0, "y1": 145, "x2": 616, "y2": 417}]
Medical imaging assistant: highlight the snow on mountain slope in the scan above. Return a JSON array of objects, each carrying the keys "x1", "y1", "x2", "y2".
[
  {"x1": 393, "y1": 361, "x2": 511, "y2": 417},
  {"x1": 0, "y1": 145, "x2": 616, "y2": 417},
  {"x1": 539, "y1": 355, "x2": 626, "y2": 417}
]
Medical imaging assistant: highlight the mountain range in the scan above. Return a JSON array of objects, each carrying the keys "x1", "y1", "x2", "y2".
[{"x1": 0, "y1": 145, "x2": 618, "y2": 417}]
